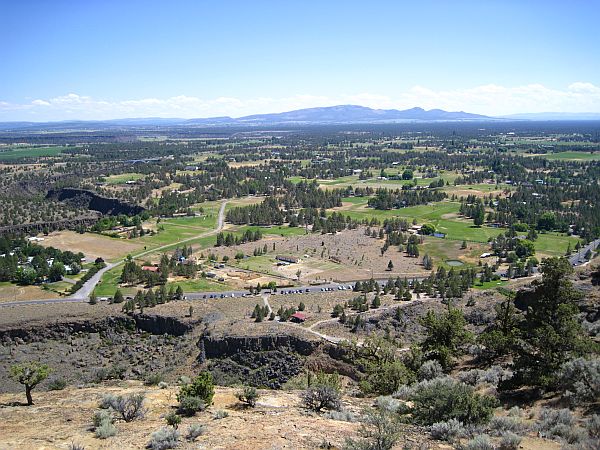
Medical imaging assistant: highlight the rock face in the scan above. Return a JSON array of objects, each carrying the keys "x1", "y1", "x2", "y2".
[
  {"x1": 0, "y1": 314, "x2": 191, "y2": 345},
  {"x1": 201, "y1": 334, "x2": 320, "y2": 358},
  {"x1": 46, "y1": 187, "x2": 144, "y2": 216}
]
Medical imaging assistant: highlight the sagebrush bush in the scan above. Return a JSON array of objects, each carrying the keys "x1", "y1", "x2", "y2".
[
  {"x1": 417, "y1": 360, "x2": 443, "y2": 381},
  {"x1": 302, "y1": 386, "x2": 341, "y2": 412},
  {"x1": 185, "y1": 424, "x2": 206, "y2": 442},
  {"x1": 430, "y1": 418, "x2": 466, "y2": 442},
  {"x1": 487, "y1": 416, "x2": 523, "y2": 436},
  {"x1": 587, "y1": 414, "x2": 600, "y2": 438},
  {"x1": 48, "y1": 377, "x2": 67, "y2": 391},
  {"x1": 375, "y1": 395, "x2": 401, "y2": 412},
  {"x1": 463, "y1": 434, "x2": 493, "y2": 450},
  {"x1": 213, "y1": 409, "x2": 229, "y2": 420},
  {"x1": 111, "y1": 393, "x2": 145, "y2": 422},
  {"x1": 457, "y1": 366, "x2": 512, "y2": 387},
  {"x1": 498, "y1": 432, "x2": 522, "y2": 450},
  {"x1": 402, "y1": 377, "x2": 498, "y2": 426},
  {"x1": 507, "y1": 406, "x2": 523, "y2": 418},
  {"x1": 177, "y1": 395, "x2": 206, "y2": 417},
  {"x1": 537, "y1": 408, "x2": 575, "y2": 434},
  {"x1": 144, "y1": 372, "x2": 164, "y2": 386},
  {"x1": 99, "y1": 393, "x2": 117, "y2": 409},
  {"x1": 392, "y1": 385, "x2": 412, "y2": 400},
  {"x1": 559, "y1": 357, "x2": 600, "y2": 406},
  {"x1": 94, "y1": 421, "x2": 117, "y2": 439},
  {"x1": 430, "y1": 419, "x2": 467, "y2": 443},
  {"x1": 92, "y1": 410, "x2": 113, "y2": 428},
  {"x1": 147, "y1": 427, "x2": 180, "y2": 450},
  {"x1": 536, "y1": 408, "x2": 588, "y2": 444},
  {"x1": 325, "y1": 408, "x2": 359, "y2": 422}
]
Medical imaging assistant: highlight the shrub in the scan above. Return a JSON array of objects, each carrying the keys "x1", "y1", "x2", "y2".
[
  {"x1": 213, "y1": 409, "x2": 229, "y2": 419},
  {"x1": 463, "y1": 434, "x2": 493, "y2": 450},
  {"x1": 92, "y1": 410, "x2": 113, "y2": 428},
  {"x1": 402, "y1": 377, "x2": 498, "y2": 426},
  {"x1": 587, "y1": 414, "x2": 600, "y2": 438},
  {"x1": 310, "y1": 370, "x2": 342, "y2": 392},
  {"x1": 535, "y1": 407, "x2": 588, "y2": 443},
  {"x1": 147, "y1": 427, "x2": 180, "y2": 450},
  {"x1": 536, "y1": 408, "x2": 575, "y2": 435},
  {"x1": 177, "y1": 395, "x2": 206, "y2": 416},
  {"x1": 185, "y1": 424, "x2": 206, "y2": 442},
  {"x1": 487, "y1": 416, "x2": 523, "y2": 436},
  {"x1": 99, "y1": 393, "x2": 117, "y2": 409},
  {"x1": 302, "y1": 386, "x2": 341, "y2": 412},
  {"x1": 237, "y1": 386, "x2": 259, "y2": 407},
  {"x1": 144, "y1": 372, "x2": 165, "y2": 386},
  {"x1": 95, "y1": 421, "x2": 117, "y2": 439},
  {"x1": 507, "y1": 406, "x2": 523, "y2": 418},
  {"x1": 344, "y1": 405, "x2": 402, "y2": 450},
  {"x1": 165, "y1": 412, "x2": 181, "y2": 429},
  {"x1": 91, "y1": 365, "x2": 125, "y2": 383},
  {"x1": 178, "y1": 375, "x2": 191, "y2": 385},
  {"x1": 48, "y1": 377, "x2": 67, "y2": 391},
  {"x1": 498, "y1": 432, "x2": 522, "y2": 450},
  {"x1": 457, "y1": 366, "x2": 512, "y2": 387},
  {"x1": 111, "y1": 393, "x2": 145, "y2": 422},
  {"x1": 417, "y1": 360, "x2": 443, "y2": 381},
  {"x1": 430, "y1": 418, "x2": 466, "y2": 442},
  {"x1": 375, "y1": 396, "x2": 401, "y2": 412},
  {"x1": 325, "y1": 408, "x2": 359, "y2": 422},
  {"x1": 559, "y1": 357, "x2": 600, "y2": 406},
  {"x1": 177, "y1": 372, "x2": 214, "y2": 406}
]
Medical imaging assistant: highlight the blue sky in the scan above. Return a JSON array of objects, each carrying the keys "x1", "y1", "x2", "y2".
[{"x1": 1, "y1": 0, "x2": 599, "y2": 120}]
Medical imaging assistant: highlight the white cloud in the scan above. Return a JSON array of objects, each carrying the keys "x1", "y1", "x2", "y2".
[{"x1": 1, "y1": 82, "x2": 600, "y2": 121}]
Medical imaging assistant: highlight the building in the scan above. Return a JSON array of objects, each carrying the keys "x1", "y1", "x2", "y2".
[
  {"x1": 276, "y1": 255, "x2": 300, "y2": 264},
  {"x1": 290, "y1": 312, "x2": 307, "y2": 323},
  {"x1": 141, "y1": 266, "x2": 159, "y2": 273}
]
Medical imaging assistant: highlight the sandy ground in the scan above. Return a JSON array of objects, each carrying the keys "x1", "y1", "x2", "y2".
[
  {"x1": 0, "y1": 383, "x2": 362, "y2": 450},
  {"x1": 40, "y1": 231, "x2": 144, "y2": 261}
]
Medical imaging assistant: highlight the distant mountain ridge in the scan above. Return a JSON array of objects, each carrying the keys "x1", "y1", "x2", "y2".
[
  {"x1": 0, "y1": 105, "x2": 494, "y2": 130},
  {"x1": 3, "y1": 105, "x2": 600, "y2": 130}
]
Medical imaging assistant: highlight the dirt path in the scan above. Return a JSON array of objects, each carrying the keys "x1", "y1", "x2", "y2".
[{"x1": 274, "y1": 293, "x2": 433, "y2": 346}]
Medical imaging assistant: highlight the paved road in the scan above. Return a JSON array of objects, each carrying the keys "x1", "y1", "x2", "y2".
[{"x1": 568, "y1": 238, "x2": 600, "y2": 266}]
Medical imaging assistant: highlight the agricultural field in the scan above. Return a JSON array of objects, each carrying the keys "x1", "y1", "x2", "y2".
[{"x1": 0, "y1": 146, "x2": 71, "y2": 161}]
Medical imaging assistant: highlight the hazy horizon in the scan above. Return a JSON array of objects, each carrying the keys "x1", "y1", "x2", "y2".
[{"x1": 2, "y1": 0, "x2": 599, "y2": 121}]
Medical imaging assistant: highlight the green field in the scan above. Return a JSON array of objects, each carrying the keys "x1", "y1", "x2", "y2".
[
  {"x1": 535, "y1": 151, "x2": 600, "y2": 161},
  {"x1": 0, "y1": 146, "x2": 69, "y2": 161}
]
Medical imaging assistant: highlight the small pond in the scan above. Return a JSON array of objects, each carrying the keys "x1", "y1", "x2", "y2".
[{"x1": 446, "y1": 259, "x2": 465, "y2": 267}]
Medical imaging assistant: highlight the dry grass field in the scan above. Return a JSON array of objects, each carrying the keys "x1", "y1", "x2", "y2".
[{"x1": 40, "y1": 230, "x2": 144, "y2": 261}]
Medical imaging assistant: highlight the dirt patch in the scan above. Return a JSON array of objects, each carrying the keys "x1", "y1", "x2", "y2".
[
  {"x1": 41, "y1": 230, "x2": 144, "y2": 260},
  {"x1": 0, "y1": 284, "x2": 59, "y2": 303}
]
